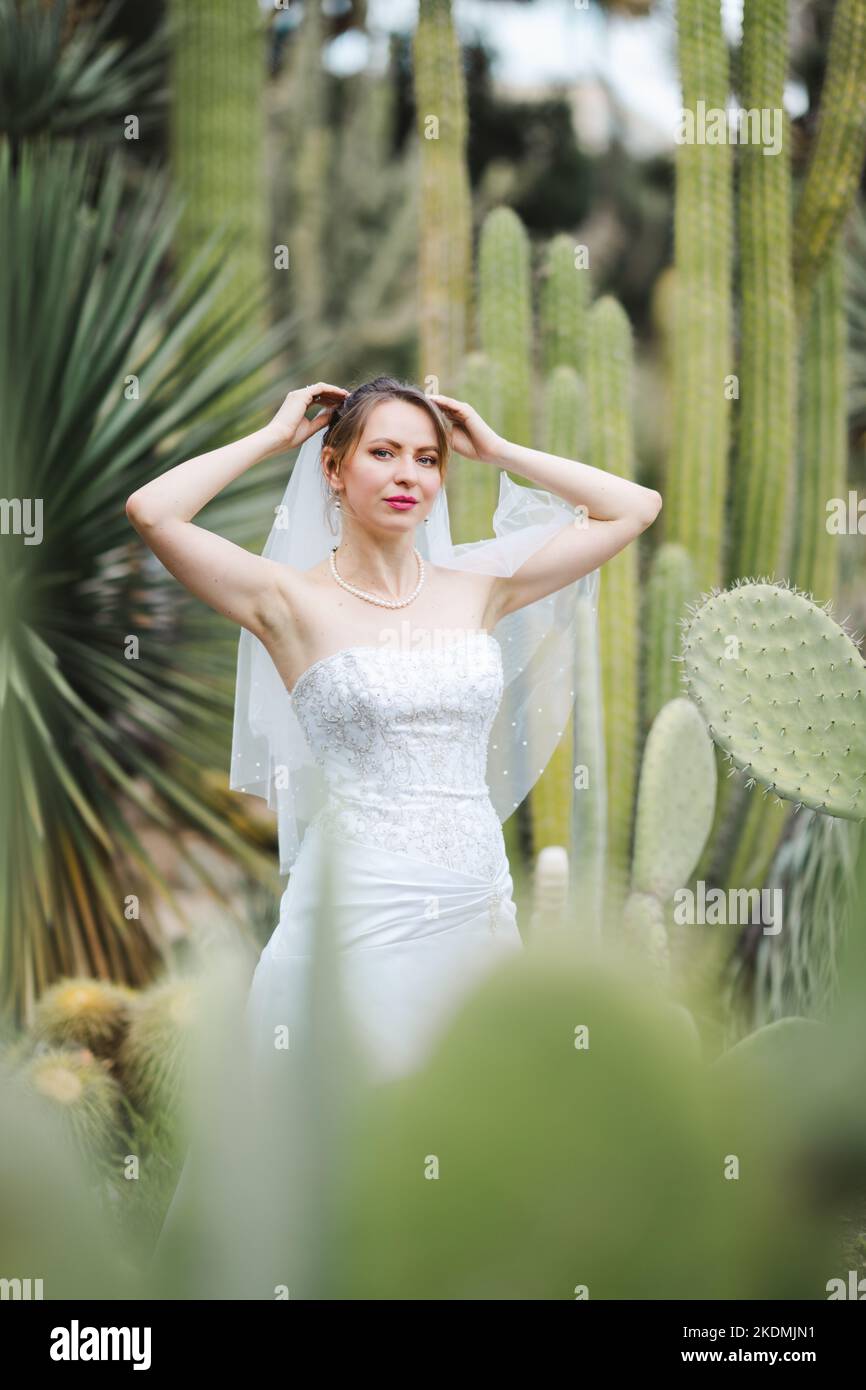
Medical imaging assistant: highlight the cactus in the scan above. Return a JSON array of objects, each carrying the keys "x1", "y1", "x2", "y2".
[
  {"x1": 278, "y1": 0, "x2": 331, "y2": 337},
  {"x1": 116, "y1": 978, "x2": 197, "y2": 1121},
  {"x1": 477, "y1": 206, "x2": 534, "y2": 456},
  {"x1": 169, "y1": 0, "x2": 269, "y2": 333},
  {"x1": 538, "y1": 232, "x2": 590, "y2": 376},
  {"x1": 643, "y1": 542, "x2": 697, "y2": 731},
  {"x1": 729, "y1": 0, "x2": 796, "y2": 585},
  {"x1": 530, "y1": 365, "x2": 589, "y2": 860},
  {"x1": 23, "y1": 1045, "x2": 122, "y2": 1173},
  {"x1": 447, "y1": 351, "x2": 504, "y2": 545},
  {"x1": 413, "y1": 0, "x2": 472, "y2": 386},
  {"x1": 792, "y1": 0, "x2": 866, "y2": 319},
  {"x1": 666, "y1": 0, "x2": 733, "y2": 592},
  {"x1": 792, "y1": 241, "x2": 847, "y2": 603},
  {"x1": 630, "y1": 698, "x2": 718, "y2": 900},
  {"x1": 624, "y1": 697, "x2": 717, "y2": 975},
  {"x1": 586, "y1": 297, "x2": 640, "y2": 925},
  {"x1": 679, "y1": 580, "x2": 866, "y2": 821},
  {"x1": 32, "y1": 977, "x2": 134, "y2": 1061},
  {"x1": 570, "y1": 586, "x2": 608, "y2": 934}
]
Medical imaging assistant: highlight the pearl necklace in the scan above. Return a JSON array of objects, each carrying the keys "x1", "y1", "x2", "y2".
[{"x1": 329, "y1": 545, "x2": 426, "y2": 609}]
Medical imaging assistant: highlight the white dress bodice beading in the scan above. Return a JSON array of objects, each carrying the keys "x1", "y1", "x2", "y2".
[{"x1": 288, "y1": 631, "x2": 508, "y2": 887}]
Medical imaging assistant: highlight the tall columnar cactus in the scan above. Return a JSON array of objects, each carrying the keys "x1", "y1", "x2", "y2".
[
  {"x1": 792, "y1": 242, "x2": 847, "y2": 603},
  {"x1": 447, "y1": 351, "x2": 523, "y2": 867},
  {"x1": 666, "y1": 0, "x2": 733, "y2": 593},
  {"x1": 279, "y1": 0, "x2": 330, "y2": 335},
  {"x1": 679, "y1": 581, "x2": 866, "y2": 821},
  {"x1": 570, "y1": 584, "x2": 608, "y2": 934},
  {"x1": 643, "y1": 542, "x2": 696, "y2": 732},
  {"x1": 729, "y1": 0, "x2": 796, "y2": 586},
  {"x1": 169, "y1": 0, "x2": 268, "y2": 334},
  {"x1": 791, "y1": 0, "x2": 866, "y2": 319},
  {"x1": 530, "y1": 366, "x2": 588, "y2": 858},
  {"x1": 413, "y1": 0, "x2": 472, "y2": 388},
  {"x1": 625, "y1": 697, "x2": 718, "y2": 976},
  {"x1": 477, "y1": 206, "x2": 534, "y2": 456},
  {"x1": 586, "y1": 297, "x2": 640, "y2": 924},
  {"x1": 447, "y1": 350, "x2": 504, "y2": 545},
  {"x1": 539, "y1": 233, "x2": 590, "y2": 376},
  {"x1": 474, "y1": 208, "x2": 536, "y2": 859}
]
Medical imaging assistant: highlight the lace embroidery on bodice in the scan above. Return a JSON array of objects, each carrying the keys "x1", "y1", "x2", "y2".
[{"x1": 288, "y1": 632, "x2": 507, "y2": 883}]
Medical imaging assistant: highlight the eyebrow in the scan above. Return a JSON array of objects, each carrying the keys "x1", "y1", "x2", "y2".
[{"x1": 368, "y1": 437, "x2": 440, "y2": 453}]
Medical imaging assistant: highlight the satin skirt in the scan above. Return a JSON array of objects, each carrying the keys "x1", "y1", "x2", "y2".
[{"x1": 243, "y1": 820, "x2": 523, "y2": 1086}]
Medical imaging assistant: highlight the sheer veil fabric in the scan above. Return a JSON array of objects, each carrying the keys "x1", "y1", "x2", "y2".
[{"x1": 230, "y1": 428, "x2": 602, "y2": 877}]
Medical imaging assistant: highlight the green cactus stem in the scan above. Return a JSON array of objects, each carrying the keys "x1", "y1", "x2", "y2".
[
  {"x1": 666, "y1": 0, "x2": 733, "y2": 592},
  {"x1": 414, "y1": 0, "x2": 472, "y2": 385},
  {"x1": 643, "y1": 542, "x2": 697, "y2": 731},
  {"x1": 586, "y1": 297, "x2": 640, "y2": 923},
  {"x1": 792, "y1": 242, "x2": 847, "y2": 604},
  {"x1": 729, "y1": 0, "x2": 796, "y2": 585},
  {"x1": 477, "y1": 206, "x2": 534, "y2": 458},
  {"x1": 539, "y1": 232, "x2": 590, "y2": 376},
  {"x1": 792, "y1": 0, "x2": 866, "y2": 319},
  {"x1": 631, "y1": 697, "x2": 718, "y2": 902}
]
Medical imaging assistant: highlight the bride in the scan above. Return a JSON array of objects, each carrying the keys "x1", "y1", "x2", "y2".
[{"x1": 125, "y1": 375, "x2": 661, "y2": 1086}]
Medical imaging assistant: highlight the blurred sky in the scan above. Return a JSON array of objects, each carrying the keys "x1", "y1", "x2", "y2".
[{"x1": 268, "y1": 0, "x2": 808, "y2": 156}]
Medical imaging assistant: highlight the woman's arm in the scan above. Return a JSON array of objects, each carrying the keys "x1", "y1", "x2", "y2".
[
  {"x1": 124, "y1": 383, "x2": 347, "y2": 637},
  {"x1": 487, "y1": 437, "x2": 660, "y2": 526},
  {"x1": 429, "y1": 393, "x2": 662, "y2": 622}
]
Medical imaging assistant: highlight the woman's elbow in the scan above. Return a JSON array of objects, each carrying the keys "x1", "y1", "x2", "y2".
[
  {"x1": 633, "y1": 489, "x2": 662, "y2": 531},
  {"x1": 125, "y1": 493, "x2": 154, "y2": 530},
  {"x1": 647, "y1": 488, "x2": 663, "y2": 519}
]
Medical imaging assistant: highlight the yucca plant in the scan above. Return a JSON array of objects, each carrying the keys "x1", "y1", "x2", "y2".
[
  {"x1": 0, "y1": 0, "x2": 166, "y2": 153},
  {"x1": 0, "y1": 138, "x2": 302, "y2": 1024}
]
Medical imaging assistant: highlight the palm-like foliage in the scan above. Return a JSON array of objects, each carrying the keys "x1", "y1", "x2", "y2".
[
  {"x1": 0, "y1": 0, "x2": 165, "y2": 147},
  {"x1": 0, "y1": 139, "x2": 299, "y2": 1023}
]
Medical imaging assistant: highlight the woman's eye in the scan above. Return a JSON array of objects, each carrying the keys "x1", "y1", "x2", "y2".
[{"x1": 372, "y1": 448, "x2": 438, "y2": 467}]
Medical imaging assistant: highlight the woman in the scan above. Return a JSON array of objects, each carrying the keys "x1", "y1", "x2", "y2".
[{"x1": 125, "y1": 375, "x2": 661, "y2": 1085}]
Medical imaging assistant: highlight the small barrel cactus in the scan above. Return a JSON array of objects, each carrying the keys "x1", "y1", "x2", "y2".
[{"x1": 32, "y1": 977, "x2": 134, "y2": 1060}]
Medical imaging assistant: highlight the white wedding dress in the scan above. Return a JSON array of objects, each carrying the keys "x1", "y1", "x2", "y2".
[{"x1": 242, "y1": 629, "x2": 524, "y2": 1086}]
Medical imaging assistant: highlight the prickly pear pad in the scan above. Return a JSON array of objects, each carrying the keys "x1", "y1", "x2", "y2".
[{"x1": 678, "y1": 580, "x2": 865, "y2": 821}]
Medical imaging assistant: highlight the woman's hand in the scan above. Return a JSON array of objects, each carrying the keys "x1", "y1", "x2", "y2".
[
  {"x1": 267, "y1": 382, "x2": 349, "y2": 450},
  {"x1": 429, "y1": 394, "x2": 503, "y2": 465}
]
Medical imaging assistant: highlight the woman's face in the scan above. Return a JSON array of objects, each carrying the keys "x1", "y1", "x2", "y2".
[{"x1": 331, "y1": 400, "x2": 444, "y2": 530}]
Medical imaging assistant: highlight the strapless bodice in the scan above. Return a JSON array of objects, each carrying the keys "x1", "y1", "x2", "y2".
[{"x1": 288, "y1": 632, "x2": 507, "y2": 882}]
